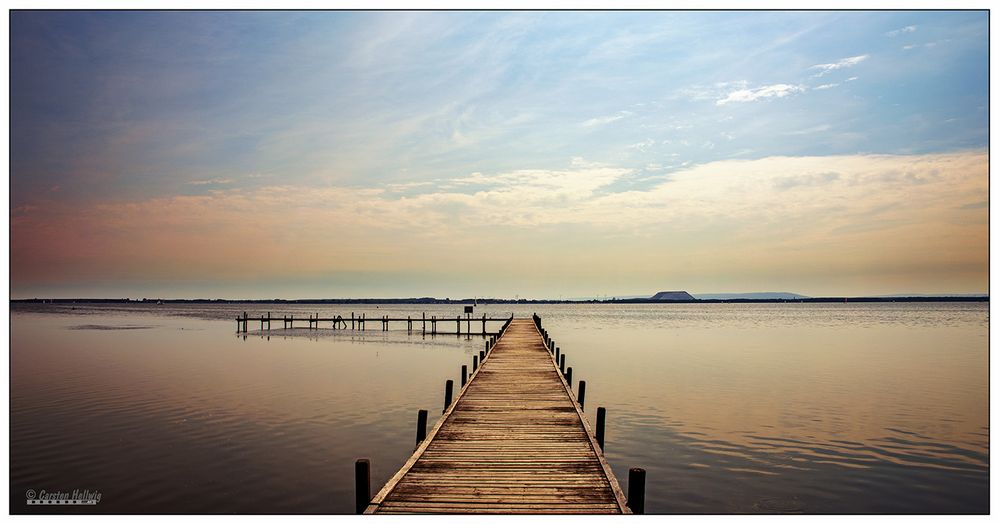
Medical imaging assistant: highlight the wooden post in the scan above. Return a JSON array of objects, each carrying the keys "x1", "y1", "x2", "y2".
[
  {"x1": 416, "y1": 409, "x2": 428, "y2": 446},
  {"x1": 443, "y1": 380, "x2": 454, "y2": 414},
  {"x1": 473, "y1": 355, "x2": 478, "y2": 372},
  {"x1": 479, "y1": 350, "x2": 485, "y2": 363},
  {"x1": 355, "y1": 459, "x2": 370, "y2": 514},
  {"x1": 290, "y1": 314, "x2": 294, "y2": 329},
  {"x1": 628, "y1": 468, "x2": 646, "y2": 514},
  {"x1": 577, "y1": 380, "x2": 586, "y2": 410},
  {"x1": 456, "y1": 316, "x2": 460, "y2": 337},
  {"x1": 267, "y1": 311, "x2": 271, "y2": 330},
  {"x1": 432, "y1": 316, "x2": 436, "y2": 335},
  {"x1": 422, "y1": 312, "x2": 426, "y2": 335},
  {"x1": 566, "y1": 367, "x2": 573, "y2": 387},
  {"x1": 352, "y1": 312, "x2": 355, "y2": 330},
  {"x1": 555, "y1": 347, "x2": 560, "y2": 363},
  {"x1": 243, "y1": 311, "x2": 247, "y2": 332},
  {"x1": 596, "y1": 407, "x2": 606, "y2": 451},
  {"x1": 482, "y1": 313, "x2": 486, "y2": 335},
  {"x1": 461, "y1": 365, "x2": 468, "y2": 387},
  {"x1": 560, "y1": 354, "x2": 566, "y2": 374}
]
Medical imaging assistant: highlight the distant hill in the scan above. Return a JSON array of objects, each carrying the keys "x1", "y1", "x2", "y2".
[
  {"x1": 693, "y1": 292, "x2": 809, "y2": 300},
  {"x1": 651, "y1": 291, "x2": 696, "y2": 301}
]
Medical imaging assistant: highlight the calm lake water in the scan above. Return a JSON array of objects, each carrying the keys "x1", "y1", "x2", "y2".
[{"x1": 10, "y1": 302, "x2": 988, "y2": 514}]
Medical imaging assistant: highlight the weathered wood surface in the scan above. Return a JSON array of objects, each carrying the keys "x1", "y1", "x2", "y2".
[{"x1": 366, "y1": 318, "x2": 629, "y2": 514}]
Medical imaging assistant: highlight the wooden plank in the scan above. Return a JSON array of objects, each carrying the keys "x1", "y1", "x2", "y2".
[{"x1": 366, "y1": 318, "x2": 630, "y2": 514}]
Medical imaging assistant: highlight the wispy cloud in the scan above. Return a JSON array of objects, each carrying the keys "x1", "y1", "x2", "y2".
[
  {"x1": 810, "y1": 55, "x2": 869, "y2": 77},
  {"x1": 188, "y1": 178, "x2": 234, "y2": 186},
  {"x1": 886, "y1": 25, "x2": 917, "y2": 37},
  {"x1": 581, "y1": 111, "x2": 633, "y2": 128},
  {"x1": 716, "y1": 84, "x2": 806, "y2": 106},
  {"x1": 814, "y1": 83, "x2": 839, "y2": 90}
]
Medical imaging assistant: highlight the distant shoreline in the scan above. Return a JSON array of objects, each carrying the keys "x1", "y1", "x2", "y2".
[{"x1": 10, "y1": 296, "x2": 989, "y2": 304}]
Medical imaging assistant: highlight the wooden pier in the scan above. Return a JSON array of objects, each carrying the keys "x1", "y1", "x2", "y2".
[
  {"x1": 361, "y1": 317, "x2": 634, "y2": 514},
  {"x1": 235, "y1": 311, "x2": 511, "y2": 336}
]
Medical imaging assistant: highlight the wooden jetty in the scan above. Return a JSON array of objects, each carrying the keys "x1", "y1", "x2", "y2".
[
  {"x1": 359, "y1": 316, "x2": 640, "y2": 514},
  {"x1": 235, "y1": 311, "x2": 511, "y2": 336}
]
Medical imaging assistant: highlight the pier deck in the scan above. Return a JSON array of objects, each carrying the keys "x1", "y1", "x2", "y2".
[{"x1": 365, "y1": 318, "x2": 629, "y2": 514}]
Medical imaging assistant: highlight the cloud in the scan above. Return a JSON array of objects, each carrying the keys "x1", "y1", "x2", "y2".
[
  {"x1": 12, "y1": 151, "x2": 986, "y2": 297},
  {"x1": 886, "y1": 25, "x2": 917, "y2": 37},
  {"x1": 627, "y1": 139, "x2": 656, "y2": 152},
  {"x1": 188, "y1": 178, "x2": 234, "y2": 186},
  {"x1": 716, "y1": 84, "x2": 806, "y2": 106},
  {"x1": 581, "y1": 111, "x2": 633, "y2": 128},
  {"x1": 814, "y1": 83, "x2": 839, "y2": 90},
  {"x1": 810, "y1": 55, "x2": 869, "y2": 77}
]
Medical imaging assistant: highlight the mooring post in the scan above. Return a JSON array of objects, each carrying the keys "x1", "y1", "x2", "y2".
[
  {"x1": 267, "y1": 311, "x2": 271, "y2": 330},
  {"x1": 482, "y1": 313, "x2": 486, "y2": 335},
  {"x1": 555, "y1": 346, "x2": 560, "y2": 363},
  {"x1": 473, "y1": 354, "x2": 478, "y2": 372},
  {"x1": 566, "y1": 367, "x2": 573, "y2": 387},
  {"x1": 416, "y1": 409, "x2": 428, "y2": 447},
  {"x1": 443, "y1": 380, "x2": 454, "y2": 414},
  {"x1": 242, "y1": 311, "x2": 247, "y2": 333},
  {"x1": 355, "y1": 459, "x2": 370, "y2": 514},
  {"x1": 560, "y1": 354, "x2": 566, "y2": 374},
  {"x1": 596, "y1": 407, "x2": 607, "y2": 451},
  {"x1": 628, "y1": 468, "x2": 647, "y2": 514},
  {"x1": 456, "y1": 316, "x2": 460, "y2": 337},
  {"x1": 461, "y1": 365, "x2": 468, "y2": 387},
  {"x1": 422, "y1": 312, "x2": 426, "y2": 335},
  {"x1": 352, "y1": 312, "x2": 355, "y2": 330},
  {"x1": 479, "y1": 350, "x2": 485, "y2": 363},
  {"x1": 578, "y1": 380, "x2": 586, "y2": 410}
]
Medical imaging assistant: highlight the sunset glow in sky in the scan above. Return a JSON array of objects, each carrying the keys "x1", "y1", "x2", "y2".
[{"x1": 11, "y1": 11, "x2": 989, "y2": 299}]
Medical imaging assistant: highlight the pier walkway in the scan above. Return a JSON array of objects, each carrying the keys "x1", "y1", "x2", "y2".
[{"x1": 364, "y1": 318, "x2": 630, "y2": 514}]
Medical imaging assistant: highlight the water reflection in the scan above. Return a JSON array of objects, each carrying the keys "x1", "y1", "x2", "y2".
[{"x1": 10, "y1": 302, "x2": 988, "y2": 514}]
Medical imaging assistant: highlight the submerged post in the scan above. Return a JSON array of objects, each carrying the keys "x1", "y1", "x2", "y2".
[
  {"x1": 578, "y1": 380, "x2": 586, "y2": 410},
  {"x1": 628, "y1": 468, "x2": 646, "y2": 514},
  {"x1": 416, "y1": 409, "x2": 428, "y2": 446},
  {"x1": 355, "y1": 459, "x2": 370, "y2": 514},
  {"x1": 443, "y1": 380, "x2": 454, "y2": 414},
  {"x1": 596, "y1": 407, "x2": 606, "y2": 451}
]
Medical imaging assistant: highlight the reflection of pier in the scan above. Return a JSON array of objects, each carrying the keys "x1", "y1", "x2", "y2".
[
  {"x1": 235, "y1": 311, "x2": 512, "y2": 336},
  {"x1": 358, "y1": 316, "x2": 646, "y2": 515}
]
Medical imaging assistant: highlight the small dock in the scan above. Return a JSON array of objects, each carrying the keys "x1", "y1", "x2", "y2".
[
  {"x1": 236, "y1": 311, "x2": 511, "y2": 336},
  {"x1": 361, "y1": 317, "x2": 638, "y2": 514}
]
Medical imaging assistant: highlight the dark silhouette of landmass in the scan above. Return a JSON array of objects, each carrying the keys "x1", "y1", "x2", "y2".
[{"x1": 651, "y1": 291, "x2": 696, "y2": 301}]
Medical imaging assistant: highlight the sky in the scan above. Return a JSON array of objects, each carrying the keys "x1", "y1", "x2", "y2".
[{"x1": 10, "y1": 10, "x2": 989, "y2": 299}]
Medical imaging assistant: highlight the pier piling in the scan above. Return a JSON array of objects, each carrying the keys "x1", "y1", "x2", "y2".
[
  {"x1": 355, "y1": 459, "x2": 371, "y2": 514},
  {"x1": 627, "y1": 468, "x2": 646, "y2": 514},
  {"x1": 596, "y1": 407, "x2": 606, "y2": 451},
  {"x1": 443, "y1": 380, "x2": 454, "y2": 414},
  {"x1": 416, "y1": 410, "x2": 428, "y2": 447}
]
